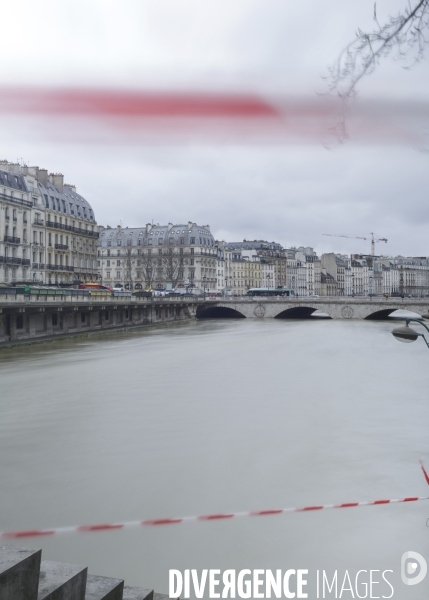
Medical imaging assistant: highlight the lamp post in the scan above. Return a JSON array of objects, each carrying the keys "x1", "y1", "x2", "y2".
[
  {"x1": 203, "y1": 275, "x2": 207, "y2": 301},
  {"x1": 351, "y1": 273, "x2": 355, "y2": 297},
  {"x1": 392, "y1": 314, "x2": 429, "y2": 350},
  {"x1": 224, "y1": 275, "x2": 228, "y2": 297}
]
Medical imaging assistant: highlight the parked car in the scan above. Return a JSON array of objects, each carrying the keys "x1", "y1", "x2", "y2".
[{"x1": 113, "y1": 285, "x2": 125, "y2": 292}]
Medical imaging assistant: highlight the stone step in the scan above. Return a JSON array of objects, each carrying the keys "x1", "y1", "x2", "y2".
[
  {"x1": 85, "y1": 574, "x2": 124, "y2": 600},
  {"x1": 122, "y1": 585, "x2": 153, "y2": 600},
  {"x1": 37, "y1": 560, "x2": 87, "y2": 600},
  {"x1": 0, "y1": 544, "x2": 42, "y2": 600}
]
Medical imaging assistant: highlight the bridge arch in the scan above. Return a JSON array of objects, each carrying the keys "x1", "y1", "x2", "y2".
[
  {"x1": 364, "y1": 306, "x2": 424, "y2": 320},
  {"x1": 274, "y1": 305, "x2": 332, "y2": 319},
  {"x1": 196, "y1": 305, "x2": 246, "y2": 319}
]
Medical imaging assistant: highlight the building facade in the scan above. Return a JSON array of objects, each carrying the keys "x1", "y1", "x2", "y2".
[
  {"x1": 97, "y1": 223, "x2": 217, "y2": 293},
  {"x1": 0, "y1": 160, "x2": 99, "y2": 285}
]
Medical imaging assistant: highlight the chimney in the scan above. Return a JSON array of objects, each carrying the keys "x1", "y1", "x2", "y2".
[
  {"x1": 188, "y1": 221, "x2": 193, "y2": 230},
  {"x1": 50, "y1": 173, "x2": 64, "y2": 192},
  {"x1": 204, "y1": 225, "x2": 210, "y2": 232},
  {"x1": 117, "y1": 225, "x2": 122, "y2": 231},
  {"x1": 36, "y1": 168, "x2": 49, "y2": 187},
  {"x1": 146, "y1": 223, "x2": 152, "y2": 233},
  {"x1": 65, "y1": 183, "x2": 76, "y2": 192},
  {"x1": 167, "y1": 222, "x2": 173, "y2": 231}
]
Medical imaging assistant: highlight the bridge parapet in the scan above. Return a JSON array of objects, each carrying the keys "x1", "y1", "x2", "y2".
[{"x1": 199, "y1": 298, "x2": 429, "y2": 320}]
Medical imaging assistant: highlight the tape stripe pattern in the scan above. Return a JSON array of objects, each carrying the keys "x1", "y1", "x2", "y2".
[{"x1": 1, "y1": 496, "x2": 428, "y2": 539}]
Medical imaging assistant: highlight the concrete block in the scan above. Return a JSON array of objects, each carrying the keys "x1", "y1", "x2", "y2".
[
  {"x1": 122, "y1": 585, "x2": 153, "y2": 600},
  {"x1": 37, "y1": 560, "x2": 87, "y2": 600},
  {"x1": 85, "y1": 574, "x2": 124, "y2": 600},
  {"x1": 0, "y1": 544, "x2": 41, "y2": 600}
]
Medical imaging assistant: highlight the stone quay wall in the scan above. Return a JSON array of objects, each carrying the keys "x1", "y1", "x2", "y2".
[{"x1": 0, "y1": 294, "x2": 199, "y2": 344}]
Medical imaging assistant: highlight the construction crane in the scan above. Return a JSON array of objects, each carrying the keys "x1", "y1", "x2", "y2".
[{"x1": 322, "y1": 232, "x2": 388, "y2": 256}]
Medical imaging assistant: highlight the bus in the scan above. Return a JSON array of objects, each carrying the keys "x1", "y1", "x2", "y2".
[{"x1": 246, "y1": 288, "x2": 295, "y2": 297}]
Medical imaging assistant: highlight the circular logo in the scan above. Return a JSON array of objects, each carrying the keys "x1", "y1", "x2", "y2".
[
  {"x1": 341, "y1": 306, "x2": 354, "y2": 319},
  {"x1": 254, "y1": 304, "x2": 266, "y2": 318}
]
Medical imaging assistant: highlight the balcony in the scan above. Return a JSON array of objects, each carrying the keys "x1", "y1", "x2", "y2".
[
  {"x1": 45, "y1": 220, "x2": 99, "y2": 238},
  {"x1": 34, "y1": 219, "x2": 44, "y2": 226},
  {"x1": 22, "y1": 258, "x2": 30, "y2": 266},
  {"x1": 47, "y1": 264, "x2": 75, "y2": 272},
  {"x1": 55, "y1": 243, "x2": 69, "y2": 250},
  {"x1": 0, "y1": 192, "x2": 33, "y2": 208},
  {"x1": 4, "y1": 236, "x2": 21, "y2": 244},
  {"x1": 4, "y1": 257, "x2": 23, "y2": 265},
  {"x1": 32, "y1": 263, "x2": 46, "y2": 270}
]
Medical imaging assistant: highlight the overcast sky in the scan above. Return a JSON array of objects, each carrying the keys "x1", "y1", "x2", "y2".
[{"x1": 1, "y1": 0, "x2": 428, "y2": 257}]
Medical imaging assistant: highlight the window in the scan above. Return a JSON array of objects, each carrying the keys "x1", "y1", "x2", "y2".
[
  {"x1": 116, "y1": 271, "x2": 120, "y2": 278},
  {"x1": 169, "y1": 238, "x2": 174, "y2": 245},
  {"x1": 107, "y1": 271, "x2": 111, "y2": 278},
  {"x1": 117, "y1": 260, "x2": 121, "y2": 266},
  {"x1": 16, "y1": 315, "x2": 24, "y2": 329},
  {"x1": 158, "y1": 238, "x2": 163, "y2": 245},
  {"x1": 190, "y1": 237, "x2": 195, "y2": 244},
  {"x1": 107, "y1": 260, "x2": 110, "y2": 267},
  {"x1": 190, "y1": 248, "x2": 194, "y2": 255},
  {"x1": 23, "y1": 212, "x2": 27, "y2": 223}
]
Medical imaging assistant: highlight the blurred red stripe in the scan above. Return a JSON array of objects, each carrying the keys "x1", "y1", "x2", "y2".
[{"x1": 0, "y1": 88, "x2": 279, "y2": 118}]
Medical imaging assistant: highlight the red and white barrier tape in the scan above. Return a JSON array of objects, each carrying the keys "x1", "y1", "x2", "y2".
[
  {"x1": 1, "y1": 496, "x2": 428, "y2": 539},
  {"x1": 2, "y1": 463, "x2": 428, "y2": 539}
]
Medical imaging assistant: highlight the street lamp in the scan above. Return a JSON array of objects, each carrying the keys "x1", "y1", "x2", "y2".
[
  {"x1": 351, "y1": 273, "x2": 355, "y2": 297},
  {"x1": 224, "y1": 275, "x2": 228, "y2": 297},
  {"x1": 203, "y1": 275, "x2": 207, "y2": 300},
  {"x1": 392, "y1": 314, "x2": 429, "y2": 350}
]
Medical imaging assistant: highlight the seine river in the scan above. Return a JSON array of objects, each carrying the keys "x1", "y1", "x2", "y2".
[{"x1": 1, "y1": 316, "x2": 428, "y2": 598}]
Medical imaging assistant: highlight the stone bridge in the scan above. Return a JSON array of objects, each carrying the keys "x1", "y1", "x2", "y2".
[{"x1": 196, "y1": 298, "x2": 429, "y2": 320}]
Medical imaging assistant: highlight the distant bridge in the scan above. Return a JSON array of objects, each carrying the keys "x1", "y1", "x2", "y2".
[{"x1": 196, "y1": 297, "x2": 429, "y2": 320}]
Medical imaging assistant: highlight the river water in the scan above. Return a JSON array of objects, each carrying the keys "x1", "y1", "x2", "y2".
[{"x1": 1, "y1": 316, "x2": 429, "y2": 599}]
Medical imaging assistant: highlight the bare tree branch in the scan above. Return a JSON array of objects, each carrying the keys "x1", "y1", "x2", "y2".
[
  {"x1": 328, "y1": 0, "x2": 429, "y2": 141},
  {"x1": 330, "y1": 0, "x2": 429, "y2": 98}
]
